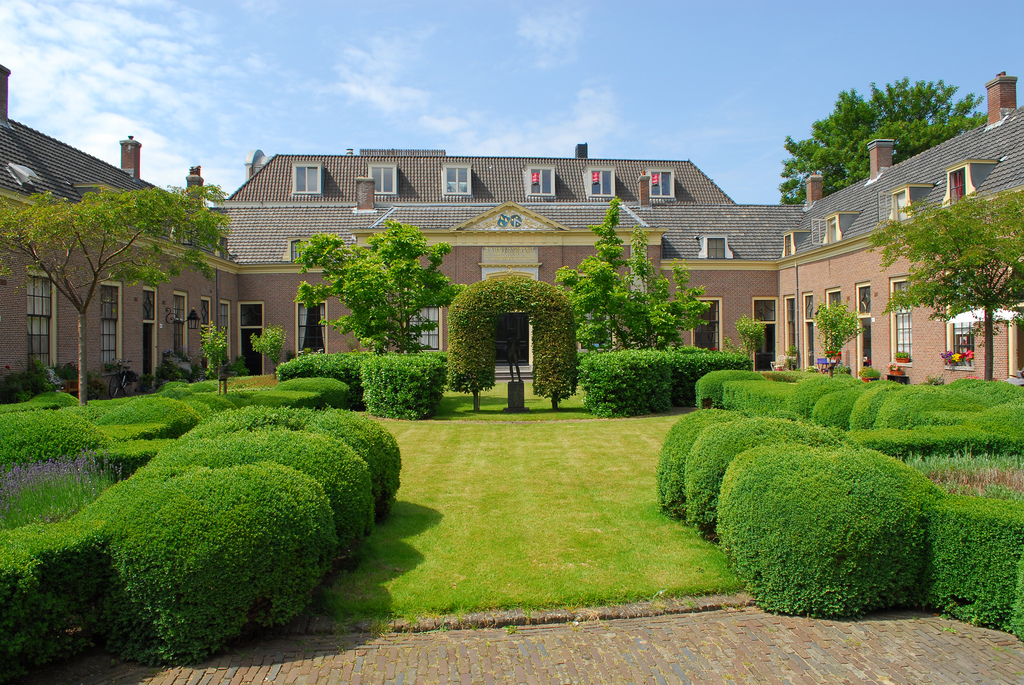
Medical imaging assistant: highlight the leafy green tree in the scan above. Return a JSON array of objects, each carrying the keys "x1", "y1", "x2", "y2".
[
  {"x1": 780, "y1": 78, "x2": 985, "y2": 204},
  {"x1": 735, "y1": 315, "x2": 766, "y2": 362},
  {"x1": 251, "y1": 325, "x2": 286, "y2": 368},
  {"x1": 556, "y1": 198, "x2": 708, "y2": 350},
  {"x1": 200, "y1": 324, "x2": 228, "y2": 384},
  {"x1": 814, "y1": 303, "x2": 862, "y2": 376},
  {"x1": 295, "y1": 221, "x2": 463, "y2": 354},
  {"x1": 0, "y1": 187, "x2": 229, "y2": 404},
  {"x1": 871, "y1": 192, "x2": 1024, "y2": 381}
]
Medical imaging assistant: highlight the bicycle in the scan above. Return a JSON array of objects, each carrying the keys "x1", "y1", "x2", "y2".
[{"x1": 108, "y1": 359, "x2": 138, "y2": 398}]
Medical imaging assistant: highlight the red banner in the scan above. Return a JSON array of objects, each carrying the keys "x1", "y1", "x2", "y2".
[
  {"x1": 651, "y1": 173, "x2": 660, "y2": 186},
  {"x1": 531, "y1": 172, "x2": 539, "y2": 185}
]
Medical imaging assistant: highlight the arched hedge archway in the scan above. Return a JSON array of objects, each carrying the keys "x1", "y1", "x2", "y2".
[{"x1": 447, "y1": 275, "x2": 577, "y2": 409}]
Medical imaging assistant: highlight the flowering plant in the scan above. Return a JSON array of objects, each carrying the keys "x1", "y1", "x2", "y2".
[
  {"x1": 941, "y1": 350, "x2": 974, "y2": 365},
  {"x1": 888, "y1": 363, "x2": 904, "y2": 373}
]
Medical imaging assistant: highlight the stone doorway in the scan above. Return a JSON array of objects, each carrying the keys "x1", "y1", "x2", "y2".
[{"x1": 496, "y1": 312, "x2": 529, "y2": 365}]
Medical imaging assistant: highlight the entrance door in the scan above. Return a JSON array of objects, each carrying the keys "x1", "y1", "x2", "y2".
[
  {"x1": 496, "y1": 313, "x2": 529, "y2": 365},
  {"x1": 141, "y1": 289, "x2": 156, "y2": 375},
  {"x1": 753, "y1": 299, "x2": 776, "y2": 371},
  {"x1": 239, "y1": 303, "x2": 264, "y2": 375}
]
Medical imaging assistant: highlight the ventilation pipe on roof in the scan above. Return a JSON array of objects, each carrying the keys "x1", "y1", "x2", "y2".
[
  {"x1": 867, "y1": 139, "x2": 894, "y2": 181},
  {"x1": 987, "y1": 72, "x2": 1018, "y2": 125},
  {"x1": 186, "y1": 165, "x2": 204, "y2": 188},
  {"x1": 638, "y1": 174, "x2": 651, "y2": 208},
  {"x1": 346, "y1": 148, "x2": 354, "y2": 155},
  {"x1": 120, "y1": 136, "x2": 141, "y2": 180},
  {"x1": 575, "y1": 143, "x2": 588, "y2": 159},
  {"x1": 0, "y1": 64, "x2": 10, "y2": 128},
  {"x1": 245, "y1": 149, "x2": 267, "y2": 179},
  {"x1": 355, "y1": 176, "x2": 375, "y2": 211},
  {"x1": 806, "y1": 173, "x2": 823, "y2": 206}
]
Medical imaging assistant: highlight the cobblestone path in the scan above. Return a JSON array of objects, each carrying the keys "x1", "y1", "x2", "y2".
[{"x1": 27, "y1": 607, "x2": 1024, "y2": 684}]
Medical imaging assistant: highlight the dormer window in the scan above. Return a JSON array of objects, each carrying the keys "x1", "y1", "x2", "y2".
[
  {"x1": 370, "y1": 165, "x2": 397, "y2": 195},
  {"x1": 586, "y1": 168, "x2": 614, "y2": 197},
  {"x1": 444, "y1": 166, "x2": 471, "y2": 195},
  {"x1": 697, "y1": 236, "x2": 732, "y2": 259},
  {"x1": 811, "y1": 213, "x2": 858, "y2": 245},
  {"x1": 526, "y1": 167, "x2": 555, "y2": 196},
  {"x1": 290, "y1": 239, "x2": 304, "y2": 262},
  {"x1": 890, "y1": 184, "x2": 934, "y2": 221},
  {"x1": 826, "y1": 216, "x2": 840, "y2": 243},
  {"x1": 6, "y1": 163, "x2": 42, "y2": 187},
  {"x1": 783, "y1": 233, "x2": 795, "y2": 257},
  {"x1": 647, "y1": 169, "x2": 674, "y2": 198},
  {"x1": 944, "y1": 160, "x2": 998, "y2": 205},
  {"x1": 949, "y1": 168, "x2": 966, "y2": 203},
  {"x1": 292, "y1": 163, "x2": 321, "y2": 195}
]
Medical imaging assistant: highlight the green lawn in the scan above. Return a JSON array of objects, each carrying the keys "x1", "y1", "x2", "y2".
[
  {"x1": 321, "y1": 414, "x2": 739, "y2": 623},
  {"x1": 432, "y1": 383, "x2": 592, "y2": 420}
]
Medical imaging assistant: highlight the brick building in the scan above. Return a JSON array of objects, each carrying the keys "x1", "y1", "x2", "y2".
[{"x1": 2, "y1": 66, "x2": 1023, "y2": 386}]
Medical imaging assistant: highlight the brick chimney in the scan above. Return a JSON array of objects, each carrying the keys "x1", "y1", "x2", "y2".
[
  {"x1": 575, "y1": 143, "x2": 588, "y2": 159},
  {"x1": 868, "y1": 139, "x2": 894, "y2": 180},
  {"x1": 0, "y1": 64, "x2": 9, "y2": 127},
  {"x1": 120, "y1": 136, "x2": 141, "y2": 179},
  {"x1": 638, "y1": 174, "x2": 650, "y2": 207},
  {"x1": 806, "y1": 173, "x2": 823, "y2": 205},
  {"x1": 986, "y1": 72, "x2": 1018, "y2": 125},
  {"x1": 186, "y1": 165, "x2": 204, "y2": 188},
  {"x1": 355, "y1": 176, "x2": 375, "y2": 211}
]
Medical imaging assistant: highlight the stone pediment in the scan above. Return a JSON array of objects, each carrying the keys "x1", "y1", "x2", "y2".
[{"x1": 450, "y1": 202, "x2": 569, "y2": 232}]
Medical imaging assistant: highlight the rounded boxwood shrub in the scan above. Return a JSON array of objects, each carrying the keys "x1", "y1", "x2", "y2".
[
  {"x1": 721, "y1": 379, "x2": 798, "y2": 418},
  {"x1": 95, "y1": 396, "x2": 203, "y2": 439},
  {"x1": 947, "y1": 378, "x2": 1022, "y2": 407},
  {"x1": 848, "y1": 381, "x2": 905, "y2": 430},
  {"x1": 849, "y1": 426, "x2": 994, "y2": 460},
  {"x1": 664, "y1": 350, "x2": 752, "y2": 407},
  {"x1": 0, "y1": 411, "x2": 107, "y2": 467},
  {"x1": 811, "y1": 386, "x2": 866, "y2": 430},
  {"x1": 148, "y1": 430, "x2": 373, "y2": 548},
  {"x1": 694, "y1": 370, "x2": 763, "y2": 409},
  {"x1": 275, "y1": 377, "x2": 350, "y2": 409},
  {"x1": 361, "y1": 352, "x2": 447, "y2": 420},
  {"x1": 874, "y1": 386, "x2": 988, "y2": 429},
  {"x1": 719, "y1": 444, "x2": 940, "y2": 617},
  {"x1": 969, "y1": 404, "x2": 1024, "y2": 454},
  {"x1": 0, "y1": 391, "x2": 78, "y2": 414},
  {"x1": 82, "y1": 462, "x2": 336, "y2": 665},
  {"x1": 276, "y1": 352, "x2": 367, "y2": 409},
  {"x1": 656, "y1": 409, "x2": 741, "y2": 519},
  {"x1": 180, "y1": 405, "x2": 312, "y2": 442},
  {"x1": 158, "y1": 380, "x2": 218, "y2": 400},
  {"x1": 685, "y1": 417, "x2": 846, "y2": 535},
  {"x1": 181, "y1": 393, "x2": 239, "y2": 417},
  {"x1": 578, "y1": 350, "x2": 672, "y2": 417},
  {"x1": 788, "y1": 375, "x2": 861, "y2": 419}
]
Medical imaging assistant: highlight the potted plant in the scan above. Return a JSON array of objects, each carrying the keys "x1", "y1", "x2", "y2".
[
  {"x1": 894, "y1": 352, "x2": 911, "y2": 363},
  {"x1": 859, "y1": 367, "x2": 881, "y2": 382},
  {"x1": 888, "y1": 363, "x2": 904, "y2": 376}
]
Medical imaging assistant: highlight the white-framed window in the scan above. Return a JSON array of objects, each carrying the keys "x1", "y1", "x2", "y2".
[
  {"x1": 290, "y1": 239, "x2": 304, "y2": 262},
  {"x1": 826, "y1": 289, "x2": 842, "y2": 308},
  {"x1": 27, "y1": 275, "x2": 53, "y2": 365},
  {"x1": 415, "y1": 306, "x2": 440, "y2": 350},
  {"x1": 948, "y1": 322, "x2": 975, "y2": 368},
  {"x1": 693, "y1": 299, "x2": 720, "y2": 350},
  {"x1": 803, "y1": 293, "x2": 815, "y2": 367},
  {"x1": 173, "y1": 292, "x2": 187, "y2": 352},
  {"x1": 856, "y1": 282, "x2": 873, "y2": 373},
  {"x1": 893, "y1": 189, "x2": 909, "y2": 221},
  {"x1": 297, "y1": 302, "x2": 326, "y2": 353},
  {"x1": 647, "y1": 169, "x2": 673, "y2": 198},
  {"x1": 525, "y1": 167, "x2": 555, "y2": 196},
  {"x1": 783, "y1": 233, "x2": 795, "y2": 257},
  {"x1": 697, "y1": 236, "x2": 732, "y2": 259},
  {"x1": 891, "y1": 279, "x2": 912, "y2": 360},
  {"x1": 785, "y1": 296, "x2": 797, "y2": 361},
  {"x1": 586, "y1": 168, "x2": 614, "y2": 197},
  {"x1": 443, "y1": 166, "x2": 471, "y2": 195},
  {"x1": 825, "y1": 216, "x2": 840, "y2": 244},
  {"x1": 100, "y1": 284, "x2": 120, "y2": 364},
  {"x1": 219, "y1": 300, "x2": 231, "y2": 358},
  {"x1": 292, "y1": 163, "x2": 321, "y2": 195},
  {"x1": 370, "y1": 165, "x2": 397, "y2": 195},
  {"x1": 948, "y1": 167, "x2": 967, "y2": 204}
]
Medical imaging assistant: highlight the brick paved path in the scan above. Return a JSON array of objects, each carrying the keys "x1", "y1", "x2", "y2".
[{"x1": 26, "y1": 607, "x2": 1024, "y2": 684}]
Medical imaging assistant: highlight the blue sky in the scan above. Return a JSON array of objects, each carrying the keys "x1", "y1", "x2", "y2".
[{"x1": 2, "y1": 1, "x2": 1021, "y2": 204}]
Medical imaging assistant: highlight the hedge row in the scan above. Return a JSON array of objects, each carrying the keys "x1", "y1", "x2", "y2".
[
  {"x1": 655, "y1": 409, "x2": 741, "y2": 519},
  {"x1": 0, "y1": 411, "x2": 107, "y2": 467},
  {"x1": 361, "y1": 352, "x2": 448, "y2": 420},
  {"x1": 665, "y1": 349, "x2": 752, "y2": 407},
  {"x1": 275, "y1": 352, "x2": 367, "y2": 409},
  {"x1": 578, "y1": 350, "x2": 672, "y2": 418},
  {"x1": 695, "y1": 370, "x2": 763, "y2": 409},
  {"x1": 721, "y1": 379, "x2": 798, "y2": 419}
]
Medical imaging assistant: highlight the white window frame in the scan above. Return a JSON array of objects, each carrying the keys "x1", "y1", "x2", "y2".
[
  {"x1": 525, "y1": 166, "x2": 555, "y2": 197},
  {"x1": 855, "y1": 282, "x2": 872, "y2": 374},
  {"x1": 369, "y1": 164, "x2": 398, "y2": 195},
  {"x1": 585, "y1": 167, "x2": 615, "y2": 198},
  {"x1": 442, "y1": 165, "x2": 472, "y2": 196},
  {"x1": 825, "y1": 216, "x2": 841, "y2": 244},
  {"x1": 219, "y1": 299, "x2": 231, "y2": 359},
  {"x1": 296, "y1": 301, "x2": 327, "y2": 353},
  {"x1": 692, "y1": 298, "x2": 721, "y2": 350},
  {"x1": 415, "y1": 306, "x2": 441, "y2": 350},
  {"x1": 292, "y1": 162, "x2": 322, "y2": 195},
  {"x1": 646, "y1": 168, "x2": 674, "y2": 198},
  {"x1": 173, "y1": 291, "x2": 188, "y2": 352},
  {"x1": 288, "y1": 239, "x2": 304, "y2": 263},
  {"x1": 27, "y1": 274, "x2": 56, "y2": 366},
  {"x1": 803, "y1": 292, "x2": 816, "y2": 368},
  {"x1": 890, "y1": 278, "x2": 912, "y2": 362},
  {"x1": 98, "y1": 283, "x2": 121, "y2": 365},
  {"x1": 697, "y1": 235, "x2": 733, "y2": 259},
  {"x1": 892, "y1": 188, "x2": 909, "y2": 221}
]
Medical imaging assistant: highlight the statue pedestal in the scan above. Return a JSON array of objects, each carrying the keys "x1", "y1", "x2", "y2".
[{"x1": 502, "y1": 380, "x2": 530, "y2": 413}]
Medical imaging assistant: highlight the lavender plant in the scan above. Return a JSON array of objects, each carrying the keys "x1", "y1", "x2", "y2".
[{"x1": 0, "y1": 451, "x2": 121, "y2": 529}]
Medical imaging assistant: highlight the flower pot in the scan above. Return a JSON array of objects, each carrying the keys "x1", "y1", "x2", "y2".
[{"x1": 889, "y1": 369, "x2": 904, "y2": 376}]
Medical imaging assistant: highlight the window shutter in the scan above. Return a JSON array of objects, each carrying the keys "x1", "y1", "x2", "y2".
[{"x1": 810, "y1": 219, "x2": 823, "y2": 245}]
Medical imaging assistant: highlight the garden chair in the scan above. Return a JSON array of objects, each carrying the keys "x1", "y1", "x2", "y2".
[{"x1": 770, "y1": 355, "x2": 788, "y2": 371}]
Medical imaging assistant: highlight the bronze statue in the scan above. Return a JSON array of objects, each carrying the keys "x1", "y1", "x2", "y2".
[{"x1": 506, "y1": 327, "x2": 523, "y2": 382}]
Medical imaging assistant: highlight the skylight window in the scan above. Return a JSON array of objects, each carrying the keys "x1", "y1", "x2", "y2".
[{"x1": 6, "y1": 163, "x2": 41, "y2": 187}]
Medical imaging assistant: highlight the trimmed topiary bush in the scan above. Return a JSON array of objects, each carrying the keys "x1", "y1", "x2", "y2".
[
  {"x1": 361, "y1": 352, "x2": 447, "y2": 420},
  {"x1": 719, "y1": 444, "x2": 940, "y2": 618},
  {"x1": 656, "y1": 409, "x2": 741, "y2": 519},
  {"x1": 102, "y1": 439, "x2": 174, "y2": 476},
  {"x1": 927, "y1": 495, "x2": 1024, "y2": 633},
  {"x1": 578, "y1": 350, "x2": 672, "y2": 417},
  {"x1": 179, "y1": 405, "x2": 312, "y2": 442},
  {"x1": 81, "y1": 462, "x2": 336, "y2": 665},
  {"x1": 275, "y1": 352, "x2": 367, "y2": 409},
  {"x1": 275, "y1": 377, "x2": 350, "y2": 409},
  {"x1": 147, "y1": 430, "x2": 373, "y2": 548},
  {"x1": 158, "y1": 380, "x2": 218, "y2": 400},
  {"x1": 694, "y1": 370, "x2": 763, "y2": 409},
  {"x1": 0, "y1": 518, "x2": 111, "y2": 683},
  {"x1": 721, "y1": 379, "x2": 798, "y2": 418},
  {"x1": 874, "y1": 386, "x2": 988, "y2": 429},
  {"x1": 849, "y1": 426, "x2": 995, "y2": 460},
  {"x1": 0, "y1": 411, "x2": 107, "y2": 467},
  {"x1": 95, "y1": 396, "x2": 203, "y2": 439},
  {"x1": 969, "y1": 404, "x2": 1024, "y2": 454},
  {"x1": 0, "y1": 391, "x2": 77, "y2": 414},
  {"x1": 947, "y1": 378, "x2": 1023, "y2": 407},
  {"x1": 788, "y1": 375, "x2": 861, "y2": 419},
  {"x1": 664, "y1": 349, "x2": 752, "y2": 407},
  {"x1": 811, "y1": 386, "x2": 867, "y2": 430},
  {"x1": 848, "y1": 381, "x2": 905, "y2": 430},
  {"x1": 181, "y1": 393, "x2": 239, "y2": 417},
  {"x1": 57, "y1": 397, "x2": 132, "y2": 423},
  {"x1": 685, "y1": 417, "x2": 846, "y2": 535}
]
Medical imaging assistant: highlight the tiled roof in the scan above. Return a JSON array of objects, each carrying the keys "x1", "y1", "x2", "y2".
[
  {"x1": 0, "y1": 120, "x2": 150, "y2": 201},
  {"x1": 227, "y1": 154, "x2": 735, "y2": 206},
  {"x1": 220, "y1": 205, "x2": 364, "y2": 264},
  {"x1": 657, "y1": 204, "x2": 805, "y2": 261},
  {"x1": 799, "y1": 106, "x2": 1024, "y2": 250}
]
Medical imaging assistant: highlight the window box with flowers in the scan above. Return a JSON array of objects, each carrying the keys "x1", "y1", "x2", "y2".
[
  {"x1": 888, "y1": 363, "x2": 905, "y2": 376},
  {"x1": 940, "y1": 349, "x2": 974, "y2": 369}
]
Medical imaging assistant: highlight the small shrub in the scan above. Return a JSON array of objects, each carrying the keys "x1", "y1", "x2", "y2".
[
  {"x1": 0, "y1": 391, "x2": 77, "y2": 414},
  {"x1": 874, "y1": 386, "x2": 988, "y2": 429},
  {"x1": 811, "y1": 386, "x2": 867, "y2": 430},
  {"x1": 181, "y1": 393, "x2": 239, "y2": 417},
  {"x1": 158, "y1": 380, "x2": 218, "y2": 399},
  {"x1": 275, "y1": 377, "x2": 350, "y2": 409},
  {"x1": 361, "y1": 352, "x2": 448, "y2": 420},
  {"x1": 578, "y1": 350, "x2": 672, "y2": 418},
  {"x1": 759, "y1": 370, "x2": 804, "y2": 383},
  {"x1": 96, "y1": 423, "x2": 170, "y2": 442},
  {"x1": 663, "y1": 349, "x2": 752, "y2": 407},
  {"x1": 656, "y1": 409, "x2": 741, "y2": 519},
  {"x1": 721, "y1": 379, "x2": 797, "y2": 418},
  {"x1": 236, "y1": 389, "x2": 321, "y2": 409},
  {"x1": 788, "y1": 375, "x2": 861, "y2": 419},
  {"x1": 848, "y1": 381, "x2": 906, "y2": 430},
  {"x1": 927, "y1": 495, "x2": 1024, "y2": 633},
  {"x1": 685, "y1": 417, "x2": 847, "y2": 535},
  {"x1": 180, "y1": 406, "x2": 312, "y2": 443},
  {"x1": 859, "y1": 367, "x2": 882, "y2": 380},
  {"x1": 95, "y1": 396, "x2": 203, "y2": 439},
  {"x1": 849, "y1": 426, "x2": 994, "y2": 460},
  {"x1": 276, "y1": 352, "x2": 367, "y2": 409},
  {"x1": 947, "y1": 378, "x2": 1022, "y2": 406},
  {"x1": 719, "y1": 445, "x2": 940, "y2": 617},
  {"x1": 969, "y1": 404, "x2": 1024, "y2": 454},
  {"x1": 694, "y1": 370, "x2": 763, "y2": 409},
  {"x1": 82, "y1": 462, "x2": 336, "y2": 665},
  {"x1": 0, "y1": 411, "x2": 107, "y2": 468},
  {"x1": 101, "y1": 439, "x2": 174, "y2": 476}
]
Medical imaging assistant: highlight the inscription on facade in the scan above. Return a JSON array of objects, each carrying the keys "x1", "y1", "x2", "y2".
[{"x1": 481, "y1": 247, "x2": 538, "y2": 264}]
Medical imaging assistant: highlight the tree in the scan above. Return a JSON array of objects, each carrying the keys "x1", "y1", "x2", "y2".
[
  {"x1": 735, "y1": 315, "x2": 766, "y2": 362},
  {"x1": 556, "y1": 198, "x2": 708, "y2": 350},
  {"x1": 200, "y1": 324, "x2": 228, "y2": 385},
  {"x1": 0, "y1": 187, "x2": 230, "y2": 404},
  {"x1": 251, "y1": 324, "x2": 285, "y2": 368},
  {"x1": 780, "y1": 78, "x2": 985, "y2": 204},
  {"x1": 871, "y1": 192, "x2": 1024, "y2": 381},
  {"x1": 814, "y1": 303, "x2": 861, "y2": 376},
  {"x1": 295, "y1": 221, "x2": 463, "y2": 354}
]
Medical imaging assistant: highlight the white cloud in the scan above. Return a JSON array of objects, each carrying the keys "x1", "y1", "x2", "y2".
[
  {"x1": 516, "y1": 7, "x2": 586, "y2": 68},
  {"x1": 329, "y1": 32, "x2": 432, "y2": 114}
]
